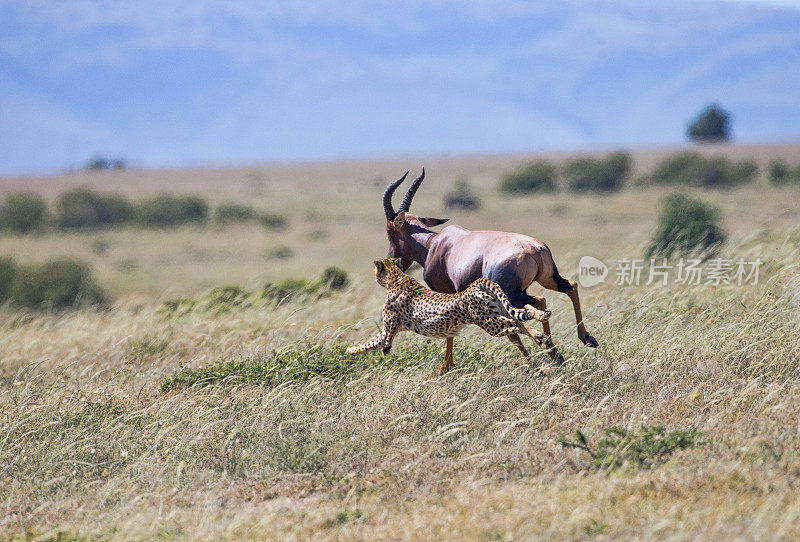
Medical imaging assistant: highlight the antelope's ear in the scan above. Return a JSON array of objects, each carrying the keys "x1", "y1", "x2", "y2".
[
  {"x1": 419, "y1": 217, "x2": 449, "y2": 227},
  {"x1": 393, "y1": 212, "x2": 406, "y2": 228}
]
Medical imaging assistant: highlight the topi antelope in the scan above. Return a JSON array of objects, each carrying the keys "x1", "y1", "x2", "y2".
[{"x1": 382, "y1": 169, "x2": 598, "y2": 365}]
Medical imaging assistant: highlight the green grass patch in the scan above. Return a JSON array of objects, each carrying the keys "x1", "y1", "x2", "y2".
[
  {"x1": 159, "y1": 267, "x2": 350, "y2": 316},
  {"x1": 159, "y1": 340, "x2": 493, "y2": 393},
  {"x1": 561, "y1": 425, "x2": 705, "y2": 470},
  {"x1": 325, "y1": 509, "x2": 363, "y2": 527}
]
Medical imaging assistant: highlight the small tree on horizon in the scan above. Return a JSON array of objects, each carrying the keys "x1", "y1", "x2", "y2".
[{"x1": 687, "y1": 104, "x2": 730, "y2": 143}]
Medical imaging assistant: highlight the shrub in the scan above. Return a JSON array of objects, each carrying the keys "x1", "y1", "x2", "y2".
[
  {"x1": 262, "y1": 267, "x2": 349, "y2": 302},
  {"x1": 261, "y1": 278, "x2": 319, "y2": 303},
  {"x1": 698, "y1": 157, "x2": 757, "y2": 188},
  {"x1": 651, "y1": 153, "x2": 757, "y2": 188},
  {"x1": 158, "y1": 297, "x2": 196, "y2": 316},
  {"x1": 135, "y1": 194, "x2": 208, "y2": 227},
  {"x1": 214, "y1": 202, "x2": 258, "y2": 224},
  {"x1": 0, "y1": 193, "x2": 49, "y2": 233},
  {"x1": 85, "y1": 156, "x2": 126, "y2": 171},
  {"x1": 769, "y1": 160, "x2": 790, "y2": 184},
  {"x1": 687, "y1": 103, "x2": 730, "y2": 143},
  {"x1": 499, "y1": 161, "x2": 557, "y2": 194},
  {"x1": 651, "y1": 152, "x2": 705, "y2": 185},
  {"x1": 320, "y1": 266, "x2": 349, "y2": 290},
  {"x1": 645, "y1": 193, "x2": 726, "y2": 258},
  {"x1": 768, "y1": 160, "x2": 800, "y2": 185},
  {"x1": 260, "y1": 212, "x2": 287, "y2": 230},
  {"x1": 55, "y1": 188, "x2": 134, "y2": 229},
  {"x1": 561, "y1": 425, "x2": 704, "y2": 470},
  {"x1": 444, "y1": 179, "x2": 480, "y2": 210},
  {"x1": 266, "y1": 246, "x2": 294, "y2": 260},
  {"x1": 563, "y1": 152, "x2": 631, "y2": 192},
  {"x1": 7, "y1": 258, "x2": 105, "y2": 309},
  {"x1": 0, "y1": 258, "x2": 17, "y2": 302},
  {"x1": 200, "y1": 285, "x2": 252, "y2": 312}
]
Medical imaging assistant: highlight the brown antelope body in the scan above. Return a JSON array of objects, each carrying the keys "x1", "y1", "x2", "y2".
[{"x1": 382, "y1": 169, "x2": 598, "y2": 366}]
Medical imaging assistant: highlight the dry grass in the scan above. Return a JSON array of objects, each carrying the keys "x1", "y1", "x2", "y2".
[
  {"x1": 1, "y1": 141, "x2": 799, "y2": 298},
  {"x1": 1, "y1": 145, "x2": 800, "y2": 540}
]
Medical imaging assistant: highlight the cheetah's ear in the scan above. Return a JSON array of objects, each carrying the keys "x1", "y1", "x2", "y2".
[
  {"x1": 390, "y1": 258, "x2": 402, "y2": 269},
  {"x1": 373, "y1": 260, "x2": 384, "y2": 272}
]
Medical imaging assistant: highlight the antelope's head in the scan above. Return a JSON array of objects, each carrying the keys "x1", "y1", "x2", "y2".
[{"x1": 382, "y1": 169, "x2": 448, "y2": 271}]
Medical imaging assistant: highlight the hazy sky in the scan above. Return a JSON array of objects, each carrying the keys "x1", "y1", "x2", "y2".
[{"x1": 1, "y1": 0, "x2": 799, "y2": 175}]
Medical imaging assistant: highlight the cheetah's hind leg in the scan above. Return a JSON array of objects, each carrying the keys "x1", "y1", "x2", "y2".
[{"x1": 513, "y1": 321, "x2": 546, "y2": 346}]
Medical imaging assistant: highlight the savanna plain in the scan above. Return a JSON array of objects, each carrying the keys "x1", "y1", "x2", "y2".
[{"x1": 2, "y1": 142, "x2": 800, "y2": 540}]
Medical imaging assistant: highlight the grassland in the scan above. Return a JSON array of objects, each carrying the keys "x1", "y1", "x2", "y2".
[{"x1": 1, "y1": 142, "x2": 800, "y2": 540}]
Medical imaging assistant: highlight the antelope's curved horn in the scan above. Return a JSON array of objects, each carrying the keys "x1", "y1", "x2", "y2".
[
  {"x1": 398, "y1": 168, "x2": 425, "y2": 213},
  {"x1": 383, "y1": 170, "x2": 410, "y2": 220}
]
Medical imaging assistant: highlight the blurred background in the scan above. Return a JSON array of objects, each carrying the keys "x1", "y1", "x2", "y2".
[{"x1": 0, "y1": 0, "x2": 799, "y2": 303}]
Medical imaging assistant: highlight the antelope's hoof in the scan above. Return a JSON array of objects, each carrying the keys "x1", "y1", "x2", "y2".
[
  {"x1": 582, "y1": 334, "x2": 599, "y2": 348},
  {"x1": 548, "y1": 348, "x2": 566, "y2": 366}
]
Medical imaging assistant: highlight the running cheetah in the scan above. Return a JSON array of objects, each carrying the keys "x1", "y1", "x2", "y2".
[{"x1": 347, "y1": 258, "x2": 551, "y2": 374}]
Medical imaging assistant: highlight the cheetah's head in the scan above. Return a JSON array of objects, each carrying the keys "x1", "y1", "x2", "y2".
[{"x1": 373, "y1": 258, "x2": 405, "y2": 288}]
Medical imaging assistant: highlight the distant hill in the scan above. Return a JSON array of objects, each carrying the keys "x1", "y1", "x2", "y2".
[{"x1": 1, "y1": 1, "x2": 800, "y2": 176}]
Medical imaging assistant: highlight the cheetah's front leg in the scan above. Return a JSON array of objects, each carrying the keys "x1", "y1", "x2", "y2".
[{"x1": 346, "y1": 314, "x2": 400, "y2": 356}]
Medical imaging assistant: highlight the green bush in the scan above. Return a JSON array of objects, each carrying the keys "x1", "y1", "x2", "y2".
[
  {"x1": 0, "y1": 193, "x2": 49, "y2": 233},
  {"x1": 651, "y1": 152, "x2": 704, "y2": 185},
  {"x1": 214, "y1": 202, "x2": 258, "y2": 224},
  {"x1": 687, "y1": 103, "x2": 730, "y2": 143},
  {"x1": 266, "y1": 246, "x2": 294, "y2": 260},
  {"x1": 158, "y1": 297, "x2": 196, "y2": 316},
  {"x1": 7, "y1": 258, "x2": 105, "y2": 309},
  {"x1": 651, "y1": 152, "x2": 757, "y2": 188},
  {"x1": 261, "y1": 278, "x2": 319, "y2": 303},
  {"x1": 55, "y1": 188, "x2": 134, "y2": 229},
  {"x1": 769, "y1": 160, "x2": 790, "y2": 184},
  {"x1": 499, "y1": 161, "x2": 557, "y2": 194},
  {"x1": 135, "y1": 194, "x2": 208, "y2": 227},
  {"x1": 768, "y1": 160, "x2": 800, "y2": 185},
  {"x1": 645, "y1": 193, "x2": 726, "y2": 258},
  {"x1": 260, "y1": 212, "x2": 287, "y2": 230},
  {"x1": 0, "y1": 258, "x2": 17, "y2": 302},
  {"x1": 698, "y1": 157, "x2": 757, "y2": 188},
  {"x1": 85, "y1": 156, "x2": 126, "y2": 171},
  {"x1": 200, "y1": 285, "x2": 252, "y2": 312},
  {"x1": 261, "y1": 267, "x2": 350, "y2": 302},
  {"x1": 561, "y1": 425, "x2": 704, "y2": 470},
  {"x1": 444, "y1": 179, "x2": 481, "y2": 210},
  {"x1": 320, "y1": 266, "x2": 349, "y2": 290},
  {"x1": 563, "y1": 152, "x2": 631, "y2": 192}
]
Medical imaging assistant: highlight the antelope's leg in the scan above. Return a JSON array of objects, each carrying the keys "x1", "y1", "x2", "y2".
[
  {"x1": 438, "y1": 337, "x2": 455, "y2": 375},
  {"x1": 537, "y1": 277, "x2": 598, "y2": 348},
  {"x1": 527, "y1": 295, "x2": 565, "y2": 364}
]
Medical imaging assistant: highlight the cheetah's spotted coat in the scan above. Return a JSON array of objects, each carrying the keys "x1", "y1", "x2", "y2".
[{"x1": 347, "y1": 259, "x2": 550, "y2": 372}]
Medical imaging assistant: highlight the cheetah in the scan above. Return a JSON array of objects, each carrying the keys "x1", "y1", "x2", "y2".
[{"x1": 347, "y1": 258, "x2": 551, "y2": 375}]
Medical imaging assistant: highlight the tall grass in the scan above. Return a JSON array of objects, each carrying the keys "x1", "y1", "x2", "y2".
[{"x1": 1, "y1": 231, "x2": 799, "y2": 539}]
